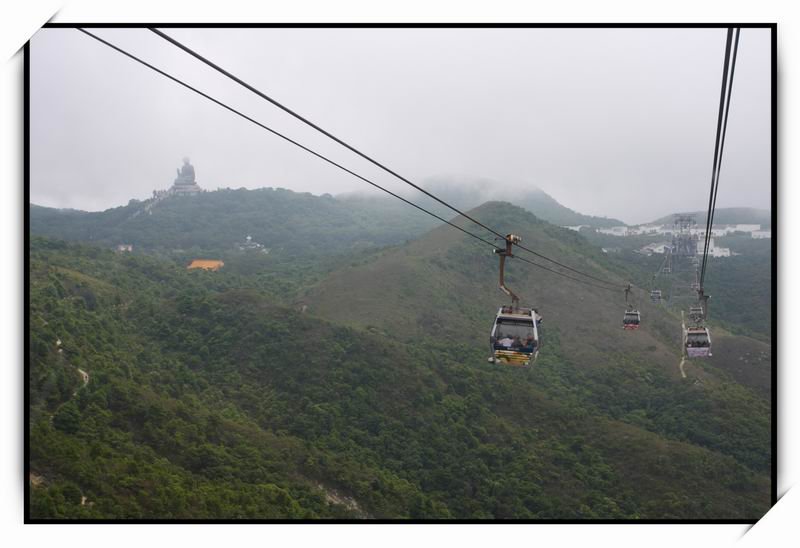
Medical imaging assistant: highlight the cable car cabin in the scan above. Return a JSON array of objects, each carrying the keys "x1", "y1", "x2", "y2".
[
  {"x1": 488, "y1": 306, "x2": 540, "y2": 368},
  {"x1": 623, "y1": 310, "x2": 641, "y2": 329},
  {"x1": 689, "y1": 306, "x2": 704, "y2": 322},
  {"x1": 686, "y1": 326, "x2": 712, "y2": 358},
  {"x1": 650, "y1": 289, "x2": 662, "y2": 303}
]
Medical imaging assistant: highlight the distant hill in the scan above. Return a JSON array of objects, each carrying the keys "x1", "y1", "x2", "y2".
[
  {"x1": 305, "y1": 201, "x2": 769, "y2": 373},
  {"x1": 304, "y1": 201, "x2": 771, "y2": 473},
  {"x1": 30, "y1": 187, "x2": 440, "y2": 258},
  {"x1": 515, "y1": 188, "x2": 626, "y2": 228},
  {"x1": 30, "y1": 177, "x2": 624, "y2": 263},
  {"x1": 390, "y1": 176, "x2": 626, "y2": 228},
  {"x1": 649, "y1": 207, "x2": 771, "y2": 228}
]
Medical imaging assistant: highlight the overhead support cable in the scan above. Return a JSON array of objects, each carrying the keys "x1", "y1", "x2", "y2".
[
  {"x1": 699, "y1": 27, "x2": 740, "y2": 290},
  {"x1": 149, "y1": 27, "x2": 627, "y2": 291},
  {"x1": 513, "y1": 255, "x2": 620, "y2": 293},
  {"x1": 148, "y1": 27, "x2": 508, "y2": 242},
  {"x1": 76, "y1": 28, "x2": 499, "y2": 252},
  {"x1": 515, "y1": 242, "x2": 623, "y2": 288},
  {"x1": 80, "y1": 28, "x2": 629, "y2": 293}
]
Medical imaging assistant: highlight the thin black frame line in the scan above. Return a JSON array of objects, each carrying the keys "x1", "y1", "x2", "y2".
[
  {"x1": 23, "y1": 23, "x2": 778, "y2": 524},
  {"x1": 23, "y1": 39, "x2": 31, "y2": 524},
  {"x1": 41, "y1": 22, "x2": 776, "y2": 28},
  {"x1": 770, "y1": 23, "x2": 778, "y2": 507},
  {"x1": 24, "y1": 518, "x2": 761, "y2": 525}
]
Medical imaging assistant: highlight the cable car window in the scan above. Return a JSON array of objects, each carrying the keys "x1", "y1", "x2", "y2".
[
  {"x1": 494, "y1": 319, "x2": 536, "y2": 350},
  {"x1": 686, "y1": 332, "x2": 710, "y2": 347}
]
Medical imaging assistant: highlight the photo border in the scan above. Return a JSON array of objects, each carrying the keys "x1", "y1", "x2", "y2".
[{"x1": 24, "y1": 21, "x2": 778, "y2": 525}]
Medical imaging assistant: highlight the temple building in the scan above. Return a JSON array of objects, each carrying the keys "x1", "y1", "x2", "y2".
[
  {"x1": 170, "y1": 157, "x2": 202, "y2": 195},
  {"x1": 187, "y1": 259, "x2": 225, "y2": 271},
  {"x1": 237, "y1": 235, "x2": 269, "y2": 253}
]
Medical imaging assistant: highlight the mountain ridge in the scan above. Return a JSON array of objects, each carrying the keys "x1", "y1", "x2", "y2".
[{"x1": 647, "y1": 207, "x2": 771, "y2": 227}]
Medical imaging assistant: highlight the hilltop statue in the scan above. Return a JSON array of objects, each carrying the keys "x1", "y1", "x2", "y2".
[
  {"x1": 176, "y1": 157, "x2": 196, "y2": 183},
  {"x1": 170, "y1": 157, "x2": 202, "y2": 195}
]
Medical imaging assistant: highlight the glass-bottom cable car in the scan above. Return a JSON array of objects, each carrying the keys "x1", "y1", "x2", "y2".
[{"x1": 488, "y1": 306, "x2": 541, "y2": 367}]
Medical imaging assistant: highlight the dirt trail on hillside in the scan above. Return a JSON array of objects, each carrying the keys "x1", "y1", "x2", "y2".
[
  {"x1": 77, "y1": 368, "x2": 89, "y2": 387},
  {"x1": 49, "y1": 347, "x2": 90, "y2": 423},
  {"x1": 42, "y1": 349, "x2": 93, "y2": 505},
  {"x1": 678, "y1": 312, "x2": 687, "y2": 378}
]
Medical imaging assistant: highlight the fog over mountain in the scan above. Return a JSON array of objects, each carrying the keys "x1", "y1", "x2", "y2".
[{"x1": 31, "y1": 27, "x2": 771, "y2": 224}]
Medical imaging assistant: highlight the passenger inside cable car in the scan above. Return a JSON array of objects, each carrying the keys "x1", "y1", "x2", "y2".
[
  {"x1": 492, "y1": 318, "x2": 537, "y2": 352},
  {"x1": 686, "y1": 329, "x2": 711, "y2": 353},
  {"x1": 685, "y1": 326, "x2": 712, "y2": 357},
  {"x1": 686, "y1": 331, "x2": 710, "y2": 347}
]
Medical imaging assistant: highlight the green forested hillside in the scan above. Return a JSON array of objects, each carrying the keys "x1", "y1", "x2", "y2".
[
  {"x1": 30, "y1": 182, "x2": 624, "y2": 265},
  {"x1": 580, "y1": 228, "x2": 772, "y2": 342},
  {"x1": 29, "y1": 200, "x2": 771, "y2": 519},
  {"x1": 306, "y1": 202, "x2": 772, "y2": 467},
  {"x1": 30, "y1": 187, "x2": 440, "y2": 258}
]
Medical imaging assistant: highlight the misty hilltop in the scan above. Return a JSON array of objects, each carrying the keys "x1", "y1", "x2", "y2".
[
  {"x1": 30, "y1": 182, "x2": 626, "y2": 258},
  {"x1": 340, "y1": 176, "x2": 626, "y2": 228},
  {"x1": 648, "y1": 207, "x2": 771, "y2": 228}
]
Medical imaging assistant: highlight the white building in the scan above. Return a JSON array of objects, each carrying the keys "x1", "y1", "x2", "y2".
[
  {"x1": 237, "y1": 235, "x2": 270, "y2": 253},
  {"x1": 638, "y1": 242, "x2": 672, "y2": 255},
  {"x1": 583, "y1": 220, "x2": 765, "y2": 242},
  {"x1": 562, "y1": 225, "x2": 588, "y2": 232},
  {"x1": 627, "y1": 225, "x2": 663, "y2": 236},
  {"x1": 701, "y1": 238, "x2": 731, "y2": 258},
  {"x1": 596, "y1": 226, "x2": 628, "y2": 236},
  {"x1": 732, "y1": 224, "x2": 761, "y2": 233}
]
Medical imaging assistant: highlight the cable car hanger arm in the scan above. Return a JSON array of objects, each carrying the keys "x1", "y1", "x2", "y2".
[{"x1": 496, "y1": 234, "x2": 522, "y2": 308}]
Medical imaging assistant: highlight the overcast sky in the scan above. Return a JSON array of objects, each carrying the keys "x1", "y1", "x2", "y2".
[{"x1": 30, "y1": 27, "x2": 771, "y2": 224}]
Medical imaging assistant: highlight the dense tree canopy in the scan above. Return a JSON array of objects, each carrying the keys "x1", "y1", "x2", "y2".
[{"x1": 28, "y1": 190, "x2": 772, "y2": 520}]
